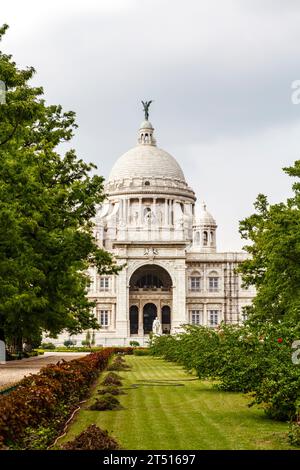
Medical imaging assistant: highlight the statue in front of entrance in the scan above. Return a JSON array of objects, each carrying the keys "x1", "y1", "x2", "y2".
[{"x1": 152, "y1": 316, "x2": 162, "y2": 335}]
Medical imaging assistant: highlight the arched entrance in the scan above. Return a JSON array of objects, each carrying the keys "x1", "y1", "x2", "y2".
[
  {"x1": 143, "y1": 303, "x2": 157, "y2": 334},
  {"x1": 129, "y1": 264, "x2": 172, "y2": 336}
]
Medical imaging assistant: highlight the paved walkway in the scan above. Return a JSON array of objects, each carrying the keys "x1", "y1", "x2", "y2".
[{"x1": 0, "y1": 352, "x2": 88, "y2": 389}]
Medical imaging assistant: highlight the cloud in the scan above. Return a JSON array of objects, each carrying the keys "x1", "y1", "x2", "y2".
[{"x1": 1, "y1": 0, "x2": 300, "y2": 250}]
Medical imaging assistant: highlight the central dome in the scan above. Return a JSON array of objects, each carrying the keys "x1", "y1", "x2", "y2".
[
  {"x1": 105, "y1": 117, "x2": 195, "y2": 202},
  {"x1": 108, "y1": 144, "x2": 186, "y2": 183}
]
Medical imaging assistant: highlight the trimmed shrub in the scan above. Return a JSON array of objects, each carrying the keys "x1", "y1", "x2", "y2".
[
  {"x1": 61, "y1": 424, "x2": 119, "y2": 450},
  {"x1": 133, "y1": 348, "x2": 150, "y2": 356},
  {"x1": 102, "y1": 372, "x2": 123, "y2": 387},
  {"x1": 98, "y1": 387, "x2": 126, "y2": 396},
  {"x1": 107, "y1": 359, "x2": 131, "y2": 371},
  {"x1": 41, "y1": 342, "x2": 56, "y2": 350},
  {"x1": 114, "y1": 356, "x2": 126, "y2": 363},
  {"x1": 113, "y1": 347, "x2": 134, "y2": 355},
  {"x1": 89, "y1": 394, "x2": 122, "y2": 411}
]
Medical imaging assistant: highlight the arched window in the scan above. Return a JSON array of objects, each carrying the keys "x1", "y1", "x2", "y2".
[
  {"x1": 203, "y1": 231, "x2": 208, "y2": 246},
  {"x1": 210, "y1": 231, "x2": 214, "y2": 245},
  {"x1": 194, "y1": 231, "x2": 200, "y2": 245}
]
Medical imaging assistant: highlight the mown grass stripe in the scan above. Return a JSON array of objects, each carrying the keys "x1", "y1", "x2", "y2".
[{"x1": 60, "y1": 355, "x2": 295, "y2": 450}]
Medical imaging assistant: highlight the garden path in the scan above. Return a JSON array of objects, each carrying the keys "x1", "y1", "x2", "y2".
[{"x1": 0, "y1": 352, "x2": 88, "y2": 389}]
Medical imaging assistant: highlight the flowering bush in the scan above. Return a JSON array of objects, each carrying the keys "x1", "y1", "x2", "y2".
[{"x1": 0, "y1": 348, "x2": 115, "y2": 449}]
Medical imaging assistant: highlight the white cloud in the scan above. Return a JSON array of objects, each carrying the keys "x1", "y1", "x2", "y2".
[{"x1": 1, "y1": 0, "x2": 300, "y2": 251}]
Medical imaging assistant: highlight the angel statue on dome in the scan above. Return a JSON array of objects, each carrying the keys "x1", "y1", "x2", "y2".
[{"x1": 141, "y1": 100, "x2": 153, "y2": 120}]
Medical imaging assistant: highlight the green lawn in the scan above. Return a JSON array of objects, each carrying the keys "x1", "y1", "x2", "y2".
[{"x1": 59, "y1": 355, "x2": 296, "y2": 450}]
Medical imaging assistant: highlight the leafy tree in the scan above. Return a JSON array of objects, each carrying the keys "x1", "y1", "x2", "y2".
[
  {"x1": 0, "y1": 25, "x2": 121, "y2": 352},
  {"x1": 238, "y1": 161, "x2": 300, "y2": 324}
]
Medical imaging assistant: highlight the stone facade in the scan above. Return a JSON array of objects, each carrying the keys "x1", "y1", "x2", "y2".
[{"x1": 48, "y1": 117, "x2": 255, "y2": 347}]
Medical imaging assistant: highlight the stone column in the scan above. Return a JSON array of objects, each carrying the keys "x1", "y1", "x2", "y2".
[
  {"x1": 171, "y1": 261, "x2": 186, "y2": 333},
  {"x1": 127, "y1": 198, "x2": 130, "y2": 223},
  {"x1": 152, "y1": 197, "x2": 156, "y2": 227},
  {"x1": 115, "y1": 264, "x2": 128, "y2": 337},
  {"x1": 164, "y1": 199, "x2": 168, "y2": 225},
  {"x1": 139, "y1": 198, "x2": 143, "y2": 226},
  {"x1": 111, "y1": 304, "x2": 116, "y2": 330},
  {"x1": 158, "y1": 299, "x2": 162, "y2": 323},
  {"x1": 152, "y1": 197, "x2": 156, "y2": 213},
  {"x1": 138, "y1": 301, "x2": 143, "y2": 336},
  {"x1": 124, "y1": 198, "x2": 128, "y2": 222},
  {"x1": 203, "y1": 303, "x2": 207, "y2": 326}
]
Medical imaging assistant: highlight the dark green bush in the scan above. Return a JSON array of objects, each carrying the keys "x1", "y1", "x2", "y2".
[
  {"x1": 41, "y1": 342, "x2": 56, "y2": 350},
  {"x1": 107, "y1": 359, "x2": 131, "y2": 371},
  {"x1": 102, "y1": 372, "x2": 123, "y2": 387},
  {"x1": 133, "y1": 348, "x2": 150, "y2": 356},
  {"x1": 61, "y1": 424, "x2": 119, "y2": 450},
  {"x1": 89, "y1": 394, "x2": 122, "y2": 411}
]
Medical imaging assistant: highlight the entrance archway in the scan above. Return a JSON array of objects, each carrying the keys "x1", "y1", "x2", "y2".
[
  {"x1": 143, "y1": 303, "x2": 157, "y2": 334},
  {"x1": 129, "y1": 264, "x2": 172, "y2": 336}
]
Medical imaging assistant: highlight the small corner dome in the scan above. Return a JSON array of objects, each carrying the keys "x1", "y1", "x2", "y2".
[{"x1": 194, "y1": 202, "x2": 216, "y2": 225}]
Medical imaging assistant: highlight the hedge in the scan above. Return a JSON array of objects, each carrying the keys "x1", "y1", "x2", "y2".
[
  {"x1": 0, "y1": 348, "x2": 120, "y2": 449},
  {"x1": 151, "y1": 323, "x2": 300, "y2": 427}
]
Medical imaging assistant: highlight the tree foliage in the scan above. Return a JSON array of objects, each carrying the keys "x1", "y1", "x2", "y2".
[
  {"x1": 238, "y1": 161, "x2": 300, "y2": 323},
  {"x1": 0, "y1": 25, "x2": 121, "y2": 349}
]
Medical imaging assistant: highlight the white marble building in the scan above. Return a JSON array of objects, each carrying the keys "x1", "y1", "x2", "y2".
[{"x1": 49, "y1": 112, "x2": 255, "y2": 347}]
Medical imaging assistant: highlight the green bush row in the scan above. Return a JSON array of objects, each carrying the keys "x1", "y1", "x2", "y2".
[
  {"x1": 133, "y1": 348, "x2": 150, "y2": 356},
  {"x1": 151, "y1": 322, "x2": 300, "y2": 425}
]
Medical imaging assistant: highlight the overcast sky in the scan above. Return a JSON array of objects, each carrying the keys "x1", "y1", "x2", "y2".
[{"x1": 1, "y1": 0, "x2": 300, "y2": 250}]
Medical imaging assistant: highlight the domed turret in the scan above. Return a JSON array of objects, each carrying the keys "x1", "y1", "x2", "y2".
[
  {"x1": 192, "y1": 202, "x2": 217, "y2": 252},
  {"x1": 138, "y1": 120, "x2": 156, "y2": 145}
]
